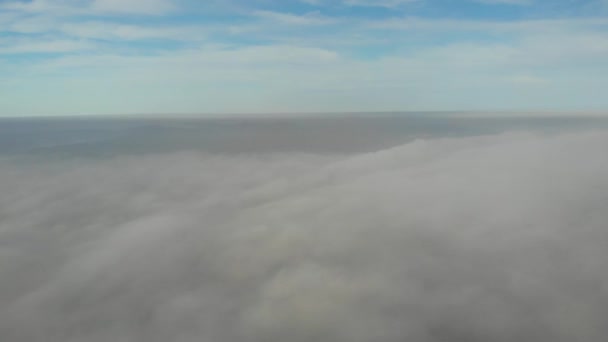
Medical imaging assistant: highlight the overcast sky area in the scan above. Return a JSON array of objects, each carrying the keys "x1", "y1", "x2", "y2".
[{"x1": 1, "y1": 0, "x2": 608, "y2": 116}]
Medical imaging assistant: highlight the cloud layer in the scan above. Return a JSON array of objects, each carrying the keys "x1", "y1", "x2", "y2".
[{"x1": 1, "y1": 128, "x2": 608, "y2": 341}]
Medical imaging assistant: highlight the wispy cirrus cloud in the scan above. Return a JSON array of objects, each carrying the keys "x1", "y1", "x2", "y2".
[
  {"x1": 0, "y1": 39, "x2": 95, "y2": 54},
  {"x1": 365, "y1": 16, "x2": 608, "y2": 33},
  {"x1": 59, "y1": 21, "x2": 206, "y2": 41},
  {"x1": 0, "y1": 0, "x2": 608, "y2": 114},
  {"x1": 91, "y1": 0, "x2": 176, "y2": 15},
  {"x1": 342, "y1": 0, "x2": 420, "y2": 7},
  {"x1": 300, "y1": 0, "x2": 420, "y2": 7},
  {"x1": 0, "y1": 0, "x2": 177, "y2": 15},
  {"x1": 252, "y1": 10, "x2": 336, "y2": 25},
  {"x1": 473, "y1": 0, "x2": 532, "y2": 5}
]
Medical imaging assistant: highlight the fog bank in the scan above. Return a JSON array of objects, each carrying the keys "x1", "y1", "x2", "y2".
[{"x1": 1, "y1": 130, "x2": 608, "y2": 341}]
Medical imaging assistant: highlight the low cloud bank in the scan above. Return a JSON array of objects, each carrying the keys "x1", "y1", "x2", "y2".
[{"x1": 1, "y1": 130, "x2": 608, "y2": 341}]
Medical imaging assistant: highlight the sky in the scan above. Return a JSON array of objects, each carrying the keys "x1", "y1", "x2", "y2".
[{"x1": 1, "y1": 0, "x2": 608, "y2": 116}]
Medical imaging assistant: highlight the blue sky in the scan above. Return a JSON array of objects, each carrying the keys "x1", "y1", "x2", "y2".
[{"x1": 1, "y1": 0, "x2": 608, "y2": 116}]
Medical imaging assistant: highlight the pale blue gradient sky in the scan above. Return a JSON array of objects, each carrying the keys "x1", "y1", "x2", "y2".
[{"x1": 1, "y1": 0, "x2": 608, "y2": 116}]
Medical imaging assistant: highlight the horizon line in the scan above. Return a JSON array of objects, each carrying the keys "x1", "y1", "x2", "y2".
[{"x1": 3, "y1": 110, "x2": 608, "y2": 120}]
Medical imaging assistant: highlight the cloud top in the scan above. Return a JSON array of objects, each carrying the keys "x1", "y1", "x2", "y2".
[{"x1": 1, "y1": 128, "x2": 608, "y2": 341}]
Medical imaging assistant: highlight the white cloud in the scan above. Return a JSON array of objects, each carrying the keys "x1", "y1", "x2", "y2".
[
  {"x1": 0, "y1": 39, "x2": 94, "y2": 53},
  {"x1": 300, "y1": 0, "x2": 419, "y2": 7},
  {"x1": 7, "y1": 15, "x2": 58, "y2": 33},
  {"x1": 1, "y1": 0, "x2": 66, "y2": 13},
  {"x1": 252, "y1": 10, "x2": 336, "y2": 25},
  {"x1": 91, "y1": 0, "x2": 176, "y2": 15},
  {"x1": 0, "y1": 0, "x2": 177, "y2": 15},
  {"x1": 473, "y1": 0, "x2": 531, "y2": 5},
  {"x1": 1, "y1": 128, "x2": 608, "y2": 341},
  {"x1": 59, "y1": 22, "x2": 206, "y2": 41},
  {"x1": 2, "y1": 32, "x2": 605, "y2": 114},
  {"x1": 1, "y1": 1, "x2": 608, "y2": 113},
  {"x1": 343, "y1": 0, "x2": 419, "y2": 7},
  {"x1": 366, "y1": 16, "x2": 608, "y2": 33},
  {"x1": 506, "y1": 74, "x2": 548, "y2": 85}
]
